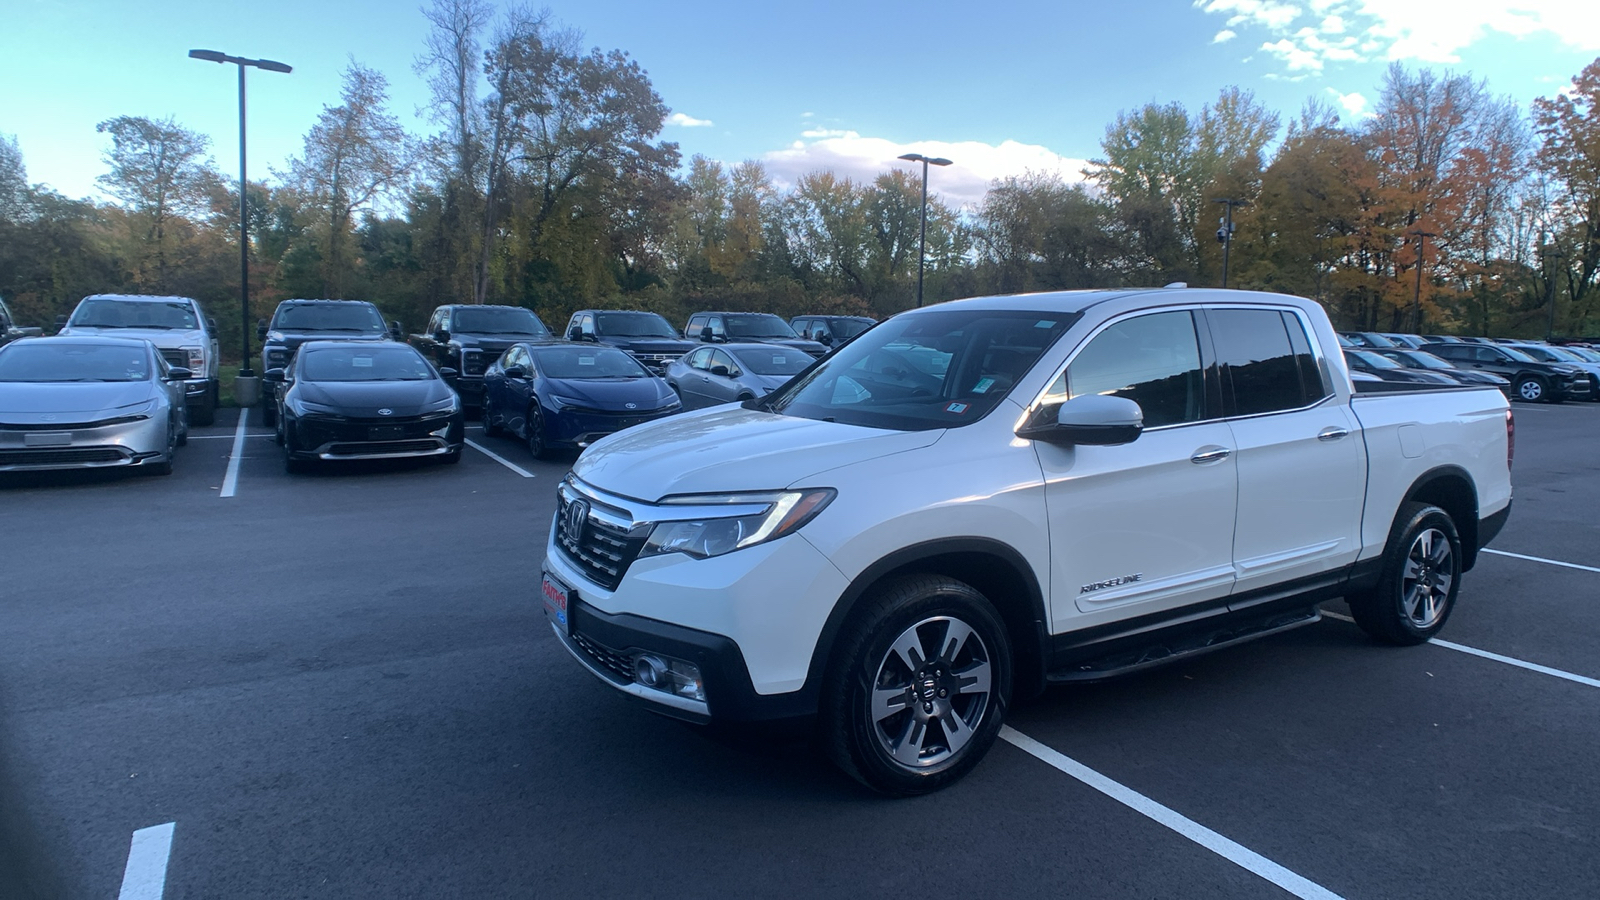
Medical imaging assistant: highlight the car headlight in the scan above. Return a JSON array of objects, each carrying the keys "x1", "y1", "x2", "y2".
[
  {"x1": 290, "y1": 399, "x2": 343, "y2": 417},
  {"x1": 424, "y1": 395, "x2": 460, "y2": 413},
  {"x1": 183, "y1": 347, "x2": 205, "y2": 370},
  {"x1": 548, "y1": 394, "x2": 583, "y2": 410},
  {"x1": 267, "y1": 330, "x2": 286, "y2": 342},
  {"x1": 639, "y1": 489, "x2": 835, "y2": 560},
  {"x1": 109, "y1": 399, "x2": 158, "y2": 420}
]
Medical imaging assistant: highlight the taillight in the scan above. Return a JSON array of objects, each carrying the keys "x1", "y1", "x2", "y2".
[{"x1": 1506, "y1": 408, "x2": 1515, "y2": 470}]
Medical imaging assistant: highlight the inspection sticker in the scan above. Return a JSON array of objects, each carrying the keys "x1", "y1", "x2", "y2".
[{"x1": 946, "y1": 402, "x2": 969, "y2": 414}]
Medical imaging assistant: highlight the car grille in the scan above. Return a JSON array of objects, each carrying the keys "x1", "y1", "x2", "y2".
[
  {"x1": 0, "y1": 447, "x2": 130, "y2": 466},
  {"x1": 296, "y1": 415, "x2": 450, "y2": 447},
  {"x1": 570, "y1": 632, "x2": 634, "y2": 684},
  {"x1": 627, "y1": 352, "x2": 681, "y2": 371},
  {"x1": 322, "y1": 439, "x2": 444, "y2": 457},
  {"x1": 159, "y1": 349, "x2": 188, "y2": 367},
  {"x1": 555, "y1": 488, "x2": 649, "y2": 591}
]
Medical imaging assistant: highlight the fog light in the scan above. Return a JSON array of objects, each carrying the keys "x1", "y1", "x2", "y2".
[{"x1": 630, "y1": 652, "x2": 705, "y2": 702}]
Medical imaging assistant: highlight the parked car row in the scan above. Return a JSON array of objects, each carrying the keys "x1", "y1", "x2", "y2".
[{"x1": 1338, "y1": 331, "x2": 1599, "y2": 402}]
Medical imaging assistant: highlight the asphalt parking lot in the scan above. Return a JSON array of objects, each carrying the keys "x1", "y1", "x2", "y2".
[{"x1": 2, "y1": 402, "x2": 1597, "y2": 899}]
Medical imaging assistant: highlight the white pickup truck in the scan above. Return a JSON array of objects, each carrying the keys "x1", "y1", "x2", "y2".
[{"x1": 540, "y1": 288, "x2": 1514, "y2": 795}]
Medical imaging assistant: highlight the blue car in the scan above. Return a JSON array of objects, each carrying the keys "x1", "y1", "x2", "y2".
[{"x1": 481, "y1": 342, "x2": 681, "y2": 458}]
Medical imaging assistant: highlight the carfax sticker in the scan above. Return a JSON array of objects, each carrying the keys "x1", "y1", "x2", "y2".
[{"x1": 973, "y1": 377, "x2": 994, "y2": 393}]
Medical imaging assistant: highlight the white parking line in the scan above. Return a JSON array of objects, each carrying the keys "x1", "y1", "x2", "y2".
[
  {"x1": 465, "y1": 438, "x2": 535, "y2": 478},
  {"x1": 219, "y1": 412, "x2": 250, "y2": 498},
  {"x1": 1000, "y1": 727, "x2": 1344, "y2": 900},
  {"x1": 117, "y1": 821, "x2": 175, "y2": 900},
  {"x1": 1321, "y1": 611, "x2": 1600, "y2": 689},
  {"x1": 186, "y1": 433, "x2": 273, "y2": 440},
  {"x1": 1481, "y1": 548, "x2": 1600, "y2": 575}
]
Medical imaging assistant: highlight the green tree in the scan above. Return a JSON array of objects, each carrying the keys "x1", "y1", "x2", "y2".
[{"x1": 94, "y1": 115, "x2": 219, "y2": 290}]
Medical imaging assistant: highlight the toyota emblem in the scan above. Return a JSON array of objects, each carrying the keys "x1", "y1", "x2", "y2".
[
  {"x1": 564, "y1": 498, "x2": 590, "y2": 538},
  {"x1": 624, "y1": 402, "x2": 637, "y2": 409},
  {"x1": 378, "y1": 408, "x2": 393, "y2": 416}
]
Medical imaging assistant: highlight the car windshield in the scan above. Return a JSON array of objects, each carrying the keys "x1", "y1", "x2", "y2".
[
  {"x1": 531, "y1": 346, "x2": 648, "y2": 379},
  {"x1": 274, "y1": 303, "x2": 386, "y2": 332},
  {"x1": 69, "y1": 298, "x2": 197, "y2": 330},
  {"x1": 0, "y1": 342, "x2": 151, "y2": 382},
  {"x1": 835, "y1": 318, "x2": 874, "y2": 338},
  {"x1": 724, "y1": 314, "x2": 798, "y2": 339},
  {"x1": 453, "y1": 307, "x2": 547, "y2": 335},
  {"x1": 763, "y1": 309, "x2": 1076, "y2": 431},
  {"x1": 1499, "y1": 346, "x2": 1538, "y2": 362},
  {"x1": 594, "y1": 312, "x2": 675, "y2": 337},
  {"x1": 1564, "y1": 346, "x2": 1600, "y2": 362},
  {"x1": 300, "y1": 346, "x2": 435, "y2": 381},
  {"x1": 1398, "y1": 351, "x2": 1453, "y2": 369},
  {"x1": 730, "y1": 346, "x2": 813, "y2": 376},
  {"x1": 1349, "y1": 350, "x2": 1400, "y2": 369}
]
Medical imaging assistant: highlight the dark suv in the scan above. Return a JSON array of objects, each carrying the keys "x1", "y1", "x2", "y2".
[
  {"x1": 564, "y1": 310, "x2": 697, "y2": 373},
  {"x1": 789, "y1": 314, "x2": 875, "y2": 349},
  {"x1": 1420, "y1": 341, "x2": 1590, "y2": 403},
  {"x1": 411, "y1": 304, "x2": 554, "y2": 409},
  {"x1": 684, "y1": 311, "x2": 828, "y2": 357},
  {"x1": 258, "y1": 299, "x2": 403, "y2": 425}
]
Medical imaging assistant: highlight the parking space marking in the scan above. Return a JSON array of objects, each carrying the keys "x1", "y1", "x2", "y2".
[
  {"x1": 117, "y1": 821, "x2": 174, "y2": 900},
  {"x1": 465, "y1": 438, "x2": 535, "y2": 478},
  {"x1": 1000, "y1": 727, "x2": 1344, "y2": 900},
  {"x1": 219, "y1": 411, "x2": 250, "y2": 498},
  {"x1": 186, "y1": 433, "x2": 272, "y2": 441},
  {"x1": 1482, "y1": 548, "x2": 1600, "y2": 575},
  {"x1": 1321, "y1": 612, "x2": 1600, "y2": 689}
]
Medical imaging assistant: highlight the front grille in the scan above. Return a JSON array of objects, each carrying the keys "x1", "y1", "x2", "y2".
[
  {"x1": 159, "y1": 349, "x2": 188, "y2": 367},
  {"x1": 0, "y1": 447, "x2": 129, "y2": 466},
  {"x1": 571, "y1": 632, "x2": 634, "y2": 684},
  {"x1": 296, "y1": 415, "x2": 449, "y2": 447},
  {"x1": 322, "y1": 439, "x2": 444, "y2": 457},
  {"x1": 555, "y1": 490, "x2": 649, "y2": 590},
  {"x1": 628, "y1": 352, "x2": 681, "y2": 371}
]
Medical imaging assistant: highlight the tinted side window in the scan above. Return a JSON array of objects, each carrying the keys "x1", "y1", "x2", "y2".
[
  {"x1": 1473, "y1": 347, "x2": 1503, "y2": 363},
  {"x1": 1057, "y1": 310, "x2": 1206, "y2": 428},
  {"x1": 1281, "y1": 311, "x2": 1329, "y2": 405},
  {"x1": 1210, "y1": 308, "x2": 1305, "y2": 416},
  {"x1": 687, "y1": 347, "x2": 713, "y2": 369}
]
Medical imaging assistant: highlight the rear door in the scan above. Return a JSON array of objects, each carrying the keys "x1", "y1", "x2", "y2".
[
  {"x1": 704, "y1": 349, "x2": 743, "y2": 403},
  {"x1": 678, "y1": 348, "x2": 715, "y2": 408},
  {"x1": 1209, "y1": 307, "x2": 1367, "y2": 601}
]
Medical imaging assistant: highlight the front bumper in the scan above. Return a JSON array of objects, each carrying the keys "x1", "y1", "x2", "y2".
[
  {"x1": 183, "y1": 378, "x2": 215, "y2": 401},
  {"x1": 288, "y1": 413, "x2": 463, "y2": 461},
  {"x1": 546, "y1": 407, "x2": 677, "y2": 449},
  {"x1": 0, "y1": 416, "x2": 170, "y2": 472}
]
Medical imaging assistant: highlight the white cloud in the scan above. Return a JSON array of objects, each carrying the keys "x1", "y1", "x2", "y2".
[
  {"x1": 801, "y1": 128, "x2": 857, "y2": 139},
  {"x1": 667, "y1": 112, "x2": 714, "y2": 128},
  {"x1": 1196, "y1": 0, "x2": 1600, "y2": 72},
  {"x1": 1214, "y1": 29, "x2": 1239, "y2": 43},
  {"x1": 1327, "y1": 88, "x2": 1370, "y2": 116},
  {"x1": 759, "y1": 133, "x2": 1090, "y2": 209}
]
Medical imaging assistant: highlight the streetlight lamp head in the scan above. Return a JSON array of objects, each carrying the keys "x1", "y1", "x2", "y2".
[
  {"x1": 188, "y1": 49, "x2": 227, "y2": 63},
  {"x1": 252, "y1": 58, "x2": 293, "y2": 73},
  {"x1": 928, "y1": 157, "x2": 953, "y2": 167},
  {"x1": 898, "y1": 153, "x2": 926, "y2": 163}
]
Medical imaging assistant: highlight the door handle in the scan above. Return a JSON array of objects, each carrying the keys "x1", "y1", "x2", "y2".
[
  {"x1": 1317, "y1": 427, "x2": 1350, "y2": 441},
  {"x1": 1190, "y1": 446, "x2": 1231, "y2": 464}
]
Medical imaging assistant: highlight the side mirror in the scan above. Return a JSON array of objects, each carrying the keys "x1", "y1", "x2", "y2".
[
  {"x1": 434, "y1": 329, "x2": 450, "y2": 343},
  {"x1": 438, "y1": 367, "x2": 459, "y2": 378},
  {"x1": 166, "y1": 367, "x2": 193, "y2": 381},
  {"x1": 208, "y1": 317, "x2": 218, "y2": 330},
  {"x1": 700, "y1": 325, "x2": 716, "y2": 343},
  {"x1": 710, "y1": 364, "x2": 731, "y2": 377},
  {"x1": 257, "y1": 320, "x2": 269, "y2": 341},
  {"x1": 1018, "y1": 394, "x2": 1143, "y2": 446},
  {"x1": 817, "y1": 332, "x2": 833, "y2": 345},
  {"x1": 55, "y1": 315, "x2": 67, "y2": 328},
  {"x1": 263, "y1": 368, "x2": 286, "y2": 383},
  {"x1": 503, "y1": 366, "x2": 527, "y2": 380},
  {"x1": 389, "y1": 321, "x2": 404, "y2": 340}
]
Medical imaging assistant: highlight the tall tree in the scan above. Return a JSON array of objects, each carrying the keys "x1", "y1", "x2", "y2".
[
  {"x1": 415, "y1": 0, "x2": 493, "y2": 301},
  {"x1": 1087, "y1": 102, "x2": 1200, "y2": 280},
  {"x1": 285, "y1": 61, "x2": 415, "y2": 297},
  {"x1": 1534, "y1": 57, "x2": 1600, "y2": 333},
  {"x1": 94, "y1": 116, "x2": 218, "y2": 290}
]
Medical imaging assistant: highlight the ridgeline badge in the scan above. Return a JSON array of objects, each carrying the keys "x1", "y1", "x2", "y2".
[{"x1": 1080, "y1": 573, "x2": 1143, "y2": 594}]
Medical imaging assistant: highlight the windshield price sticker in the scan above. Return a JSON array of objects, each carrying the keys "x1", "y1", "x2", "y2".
[
  {"x1": 353, "y1": 356, "x2": 374, "y2": 367},
  {"x1": 774, "y1": 356, "x2": 787, "y2": 365},
  {"x1": 973, "y1": 377, "x2": 994, "y2": 394},
  {"x1": 578, "y1": 356, "x2": 595, "y2": 365}
]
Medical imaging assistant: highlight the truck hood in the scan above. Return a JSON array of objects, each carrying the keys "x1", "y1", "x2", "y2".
[
  {"x1": 270, "y1": 330, "x2": 390, "y2": 351},
  {"x1": 59, "y1": 326, "x2": 207, "y2": 350},
  {"x1": 602, "y1": 337, "x2": 698, "y2": 355},
  {"x1": 0, "y1": 381, "x2": 158, "y2": 419},
  {"x1": 573, "y1": 405, "x2": 941, "y2": 501}
]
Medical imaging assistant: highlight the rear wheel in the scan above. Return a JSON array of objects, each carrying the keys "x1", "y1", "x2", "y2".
[
  {"x1": 1347, "y1": 501, "x2": 1462, "y2": 645},
  {"x1": 821, "y1": 574, "x2": 1011, "y2": 796}
]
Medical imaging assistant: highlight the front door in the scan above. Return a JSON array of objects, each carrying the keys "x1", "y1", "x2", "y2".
[{"x1": 1031, "y1": 309, "x2": 1239, "y2": 633}]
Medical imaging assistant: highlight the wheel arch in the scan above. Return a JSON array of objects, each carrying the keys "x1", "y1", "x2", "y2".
[
  {"x1": 1403, "y1": 465, "x2": 1480, "y2": 570},
  {"x1": 807, "y1": 538, "x2": 1050, "y2": 701}
]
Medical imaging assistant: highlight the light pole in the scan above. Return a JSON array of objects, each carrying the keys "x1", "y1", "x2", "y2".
[
  {"x1": 1540, "y1": 238, "x2": 1566, "y2": 341},
  {"x1": 1408, "y1": 229, "x2": 1438, "y2": 333},
  {"x1": 189, "y1": 49, "x2": 291, "y2": 390},
  {"x1": 897, "y1": 152, "x2": 952, "y2": 307},
  {"x1": 1215, "y1": 198, "x2": 1248, "y2": 288}
]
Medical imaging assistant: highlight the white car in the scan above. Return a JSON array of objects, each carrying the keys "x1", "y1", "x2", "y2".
[{"x1": 540, "y1": 288, "x2": 1514, "y2": 795}]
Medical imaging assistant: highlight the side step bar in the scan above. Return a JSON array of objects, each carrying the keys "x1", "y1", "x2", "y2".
[{"x1": 1045, "y1": 607, "x2": 1322, "y2": 684}]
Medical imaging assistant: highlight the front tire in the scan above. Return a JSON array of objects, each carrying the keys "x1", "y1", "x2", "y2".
[
  {"x1": 481, "y1": 404, "x2": 503, "y2": 438},
  {"x1": 821, "y1": 574, "x2": 1012, "y2": 796},
  {"x1": 190, "y1": 385, "x2": 217, "y2": 426},
  {"x1": 1347, "y1": 501, "x2": 1462, "y2": 645},
  {"x1": 261, "y1": 395, "x2": 277, "y2": 427},
  {"x1": 525, "y1": 404, "x2": 550, "y2": 460}
]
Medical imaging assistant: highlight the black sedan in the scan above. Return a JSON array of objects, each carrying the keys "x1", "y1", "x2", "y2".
[
  {"x1": 1343, "y1": 349, "x2": 1459, "y2": 385},
  {"x1": 1371, "y1": 348, "x2": 1513, "y2": 396},
  {"x1": 265, "y1": 341, "x2": 464, "y2": 473}
]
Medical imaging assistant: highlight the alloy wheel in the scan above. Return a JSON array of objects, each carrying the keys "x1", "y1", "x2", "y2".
[
  {"x1": 868, "y1": 616, "x2": 993, "y2": 769},
  {"x1": 1401, "y1": 527, "x2": 1454, "y2": 629}
]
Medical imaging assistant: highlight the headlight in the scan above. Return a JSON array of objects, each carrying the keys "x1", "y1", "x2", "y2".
[
  {"x1": 290, "y1": 399, "x2": 342, "y2": 417},
  {"x1": 548, "y1": 394, "x2": 583, "y2": 410},
  {"x1": 267, "y1": 331, "x2": 286, "y2": 342},
  {"x1": 184, "y1": 347, "x2": 205, "y2": 370},
  {"x1": 108, "y1": 399, "x2": 158, "y2": 421},
  {"x1": 424, "y1": 395, "x2": 460, "y2": 413},
  {"x1": 639, "y1": 489, "x2": 835, "y2": 560}
]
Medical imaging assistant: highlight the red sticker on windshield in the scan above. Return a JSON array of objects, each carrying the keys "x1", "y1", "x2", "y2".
[{"x1": 946, "y1": 402, "x2": 969, "y2": 414}]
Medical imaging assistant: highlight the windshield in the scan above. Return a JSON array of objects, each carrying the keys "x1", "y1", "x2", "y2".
[
  {"x1": 0, "y1": 342, "x2": 152, "y2": 382},
  {"x1": 834, "y1": 318, "x2": 874, "y2": 339},
  {"x1": 453, "y1": 307, "x2": 548, "y2": 335},
  {"x1": 1564, "y1": 346, "x2": 1600, "y2": 362},
  {"x1": 69, "y1": 298, "x2": 197, "y2": 330},
  {"x1": 1397, "y1": 351, "x2": 1452, "y2": 369},
  {"x1": 763, "y1": 309, "x2": 1076, "y2": 431},
  {"x1": 532, "y1": 346, "x2": 648, "y2": 379},
  {"x1": 299, "y1": 346, "x2": 435, "y2": 381},
  {"x1": 595, "y1": 312, "x2": 676, "y2": 337},
  {"x1": 730, "y1": 346, "x2": 813, "y2": 376},
  {"x1": 1500, "y1": 346, "x2": 1537, "y2": 362},
  {"x1": 725, "y1": 314, "x2": 799, "y2": 339},
  {"x1": 273, "y1": 303, "x2": 386, "y2": 333},
  {"x1": 1349, "y1": 350, "x2": 1400, "y2": 369}
]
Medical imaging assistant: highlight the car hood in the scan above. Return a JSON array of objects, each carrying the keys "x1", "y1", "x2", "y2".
[
  {"x1": 573, "y1": 405, "x2": 941, "y2": 500},
  {"x1": 602, "y1": 337, "x2": 698, "y2": 355},
  {"x1": 748, "y1": 373, "x2": 793, "y2": 393},
  {"x1": 293, "y1": 379, "x2": 455, "y2": 417},
  {"x1": 270, "y1": 330, "x2": 390, "y2": 350},
  {"x1": 59, "y1": 326, "x2": 207, "y2": 350},
  {"x1": 0, "y1": 381, "x2": 157, "y2": 420},
  {"x1": 544, "y1": 377, "x2": 676, "y2": 410},
  {"x1": 745, "y1": 336, "x2": 829, "y2": 356}
]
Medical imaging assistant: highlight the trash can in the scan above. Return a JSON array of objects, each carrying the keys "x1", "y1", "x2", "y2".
[{"x1": 234, "y1": 374, "x2": 261, "y2": 409}]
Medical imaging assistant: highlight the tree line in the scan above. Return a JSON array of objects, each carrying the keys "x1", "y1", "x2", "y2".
[{"x1": 3, "y1": 0, "x2": 1600, "y2": 364}]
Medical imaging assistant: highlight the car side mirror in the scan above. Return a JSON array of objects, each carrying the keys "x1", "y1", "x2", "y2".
[
  {"x1": 439, "y1": 367, "x2": 459, "y2": 378},
  {"x1": 503, "y1": 366, "x2": 527, "y2": 380},
  {"x1": 700, "y1": 325, "x2": 716, "y2": 343},
  {"x1": 165, "y1": 367, "x2": 193, "y2": 381},
  {"x1": 207, "y1": 317, "x2": 218, "y2": 330},
  {"x1": 389, "y1": 321, "x2": 404, "y2": 340},
  {"x1": 263, "y1": 367, "x2": 286, "y2": 383},
  {"x1": 710, "y1": 364, "x2": 731, "y2": 377},
  {"x1": 434, "y1": 329, "x2": 450, "y2": 343},
  {"x1": 55, "y1": 315, "x2": 67, "y2": 328},
  {"x1": 257, "y1": 319, "x2": 269, "y2": 341},
  {"x1": 817, "y1": 332, "x2": 833, "y2": 345},
  {"x1": 1018, "y1": 394, "x2": 1143, "y2": 446}
]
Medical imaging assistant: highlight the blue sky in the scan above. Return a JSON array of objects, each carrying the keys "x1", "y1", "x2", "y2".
[{"x1": 4, "y1": 0, "x2": 1598, "y2": 208}]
